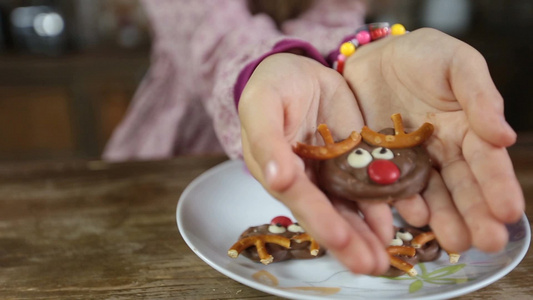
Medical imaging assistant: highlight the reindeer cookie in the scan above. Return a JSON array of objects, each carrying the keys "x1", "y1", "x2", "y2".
[
  {"x1": 294, "y1": 114, "x2": 433, "y2": 202},
  {"x1": 227, "y1": 217, "x2": 461, "y2": 275},
  {"x1": 227, "y1": 216, "x2": 325, "y2": 265},
  {"x1": 386, "y1": 226, "x2": 460, "y2": 277}
]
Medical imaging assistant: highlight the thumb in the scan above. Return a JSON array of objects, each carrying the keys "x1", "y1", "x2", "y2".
[
  {"x1": 238, "y1": 83, "x2": 305, "y2": 193},
  {"x1": 241, "y1": 127, "x2": 304, "y2": 194}
]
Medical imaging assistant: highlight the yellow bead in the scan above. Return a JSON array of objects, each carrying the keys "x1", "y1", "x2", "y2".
[
  {"x1": 339, "y1": 42, "x2": 356, "y2": 56},
  {"x1": 391, "y1": 23, "x2": 406, "y2": 36}
]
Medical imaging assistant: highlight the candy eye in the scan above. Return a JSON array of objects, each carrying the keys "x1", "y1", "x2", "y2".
[
  {"x1": 396, "y1": 229, "x2": 413, "y2": 241},
  {"x1": 268, "y1": 224, "x2": 287, "y2": 234},
  {"x1": 389, "y1": 237, "x2": 403, "y2": 246},
  {"x1": 287, "y1": 223, "x2": 305, "y2": 233},
  {"x1": 372, "y1": 147, "x2": 394, "y2": 160},
  {"x1": 347, "y1": 148, "x2": 372, "y2": 168}
]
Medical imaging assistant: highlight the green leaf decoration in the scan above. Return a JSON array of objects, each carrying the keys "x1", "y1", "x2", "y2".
[
  {"x1": 424, "y1": 277, "x2": 470, "y2": 285},
  {"x1": 382, "y1": 262, "x2": 473, "y2": 295},
  {"x1": 409, "y1": 280, "x2": 424, "y2": 293},
  {"x1": 425, "y1": 264, "x2": 466, "y2": 279},
  {"x1": 418, "y1": 263, "x2": 428, "y2": 276}
]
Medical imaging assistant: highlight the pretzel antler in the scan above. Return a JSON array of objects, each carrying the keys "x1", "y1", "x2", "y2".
[
  {"x1": 387, "y1": 245, "x2": 418, "y2": 277},
  {"x1": 294, "y1": 124, "x2": 361, "y2": 160},
  {"x1": 228, "y1": 235, "x2": 291, "y2": 265},
  {"x1": 361, "y1": 114, "x2": 434, "y2": 149},
  {"x1": 291, "y1": 233, "x2": 321, "y2": 256}
]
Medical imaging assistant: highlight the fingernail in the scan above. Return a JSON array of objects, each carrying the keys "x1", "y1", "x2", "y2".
[{"x1": 264, "y1": 160, "x2": 278, "y2": 186}]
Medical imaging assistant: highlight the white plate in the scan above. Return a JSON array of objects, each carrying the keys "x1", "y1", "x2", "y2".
[{"x1": 177, "y1": 160, "x2": 530, "y2": 300}]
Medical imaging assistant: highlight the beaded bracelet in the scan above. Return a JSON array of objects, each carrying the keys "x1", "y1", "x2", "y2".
[{"x1": 333, "y1": 22, "x2": 407, "y2": 74}]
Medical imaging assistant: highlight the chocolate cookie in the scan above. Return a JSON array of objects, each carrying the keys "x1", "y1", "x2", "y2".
[
  {"x1": 385, "y1": 226, "x2": 442, "y2": 277},
  {"x1": 319, "y1": 128, "x2": 432, "y2": 201},
  {"x1": 228, "y1": 216, "x2": 326, "y2": 265},
  {"x1": 294, "y1": 113, "x2": 433, "y2": 202}
]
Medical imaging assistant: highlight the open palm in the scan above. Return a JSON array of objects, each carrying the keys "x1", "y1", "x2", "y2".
[{"x1": 343, "y1": 28, "x2": 524, "y2": 253}]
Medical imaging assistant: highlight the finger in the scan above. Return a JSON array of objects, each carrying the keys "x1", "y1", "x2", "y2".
[
  {"x1": 330, "y1": 198, "x2": 391, "y2": 275},
  {"x1": 241, "y1": 129, "x2": 303, "y2": 193},
  {"x1": 239, "y1": 91, "x2": 301, "y2": 193},
  {"x1": 356, "y1": 200, "x2": 394, "y2": 246},
  {"x1": 281, "y1": 171, "x2": 385, "y2": 274},
  {"x1": 441, "y1": 158, "x2": 508, "y2": 252},
  {"x1": 450, "y1": 44, "x2": 516, "y2": 147},
  {"x1": 332, "y1": 198, "x2": 391, "y2": 275},
  {"x1": 463, "y1": 131, "x2": 525, "y2": 223},
  {"x1": 424, "y1": 169, "x2": 471, "y2": 253},
  {"x1": 393, "y1": 194, "x2": 430, "y2": 228}
]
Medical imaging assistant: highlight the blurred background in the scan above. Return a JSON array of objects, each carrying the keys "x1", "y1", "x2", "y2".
[{"x1": 0, "y1": 0, "x2": 531, "y2": 162}]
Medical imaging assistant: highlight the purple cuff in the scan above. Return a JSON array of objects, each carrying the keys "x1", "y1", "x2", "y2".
[{"x1": 233, "y1": 39, "x2": 329, "y2": 109}]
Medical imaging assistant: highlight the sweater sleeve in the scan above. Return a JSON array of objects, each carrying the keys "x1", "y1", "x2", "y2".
[
  {"x1": 104, "y1": 0, "x2": 283, "y2": 160},
  {"x1": 104, "y1": 0, "x2": 366, "y2": 161}
]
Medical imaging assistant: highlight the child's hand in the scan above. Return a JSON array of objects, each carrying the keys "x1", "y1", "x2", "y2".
[
  {"x1": 342, "y1": 28, "x2": 524, "y2": 254},
  {"x1": 239, "y1": 53, "x2": 392, "y2": 275}
]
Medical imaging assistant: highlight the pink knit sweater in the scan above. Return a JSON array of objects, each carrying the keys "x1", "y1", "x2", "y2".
[{"x1": 103, "y1": 0, "x2": 365, "y2": 161}]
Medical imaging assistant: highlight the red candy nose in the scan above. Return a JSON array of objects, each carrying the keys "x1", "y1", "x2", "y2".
[
  {"x1": 367, "y1": 160, "x2": 400, "y2": 185},
  {"x1": 270, "y1": 216, "x2": 293, "y2": 227}
]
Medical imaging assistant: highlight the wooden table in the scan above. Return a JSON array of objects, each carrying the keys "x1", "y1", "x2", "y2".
[{"x1": 0, "y1": 138, "x2": 532, "y2": 299}]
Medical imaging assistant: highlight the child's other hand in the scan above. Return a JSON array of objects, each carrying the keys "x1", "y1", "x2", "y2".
[
  {"x1": 239, "y1": 53, "x2": 392, "y2": 275},
  {"x1": 343, "y1": 28, "x2": 524, "y2": 254}
]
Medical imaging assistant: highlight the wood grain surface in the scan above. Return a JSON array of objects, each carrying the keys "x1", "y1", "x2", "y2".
[{"x1": 0, "y1": 136, "x2": 531, "y2": 299}]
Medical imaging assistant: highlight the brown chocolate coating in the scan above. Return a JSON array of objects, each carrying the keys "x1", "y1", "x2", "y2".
[
  {"x1": 384, "y1": 227, "x2": 441, "y2": 277},
  {"x1": 239, "y1": 224, "x2": 326, "y2": 263},
  {"x1": 318, "y1": 128, "x2": 432, "y2": 202}
]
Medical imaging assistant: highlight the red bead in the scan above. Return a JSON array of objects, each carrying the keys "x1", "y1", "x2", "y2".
[
  {"x1": 270, "y1": 216, "x2": 293, "y2": 227},
  {"x1": 367, "y1": 160, "x2": 400, "y2": 185},
  {"x1": 335, "y1": 54, "x2": 346, "y2": 73},
  {"x1": 371, "y1": 27, "x2": 389, "y2": 40}
]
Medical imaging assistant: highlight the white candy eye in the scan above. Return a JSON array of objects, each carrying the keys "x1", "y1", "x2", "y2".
[
  {"x1": 372, "y1": 147, "x2": 394, "y2": 160},
  {"x1": 390, "y1": 237, "x2": 403, "y2": 246},
  {"x1": 268, "y1": 224, "x2": 286, "y2": 234},
  {"x1": 288, "y1": 223, "x2": 305, "y2": 233},
  {"x1": 347, "y1": 148, "x2": 372, "y2": 168},
  {"x1": 396, "y1": 230, "x2": 413, "y2": 241}
]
